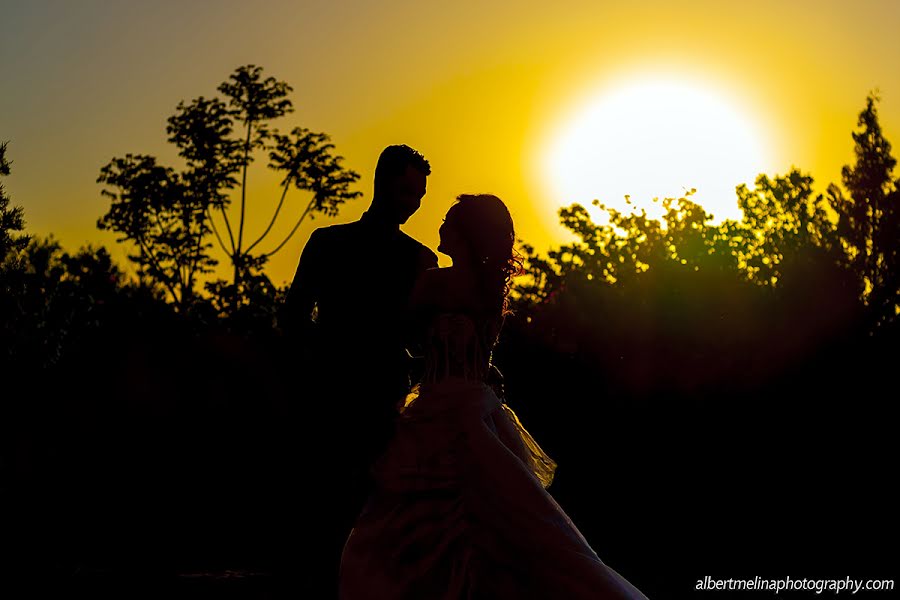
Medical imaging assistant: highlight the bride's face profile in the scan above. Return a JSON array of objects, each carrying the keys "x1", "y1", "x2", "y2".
[
  {"x1": 437, "y1": 209, "x2": 463, "y2": 261},
  {"x1": 439, "y1": 207, "x2": 476, "y2": 266}
]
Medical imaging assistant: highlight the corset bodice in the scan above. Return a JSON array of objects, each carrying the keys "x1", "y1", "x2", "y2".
[{"x1": 421, "y1": 312, "x2": 501, "y2": 384}]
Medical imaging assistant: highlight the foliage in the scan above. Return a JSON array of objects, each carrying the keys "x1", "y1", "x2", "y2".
[
  {"x1": 0, "y1": 141, "x2": 31, "y2": 267},
  {"x1": 827, "y1": 93, "x2": 900, "y2": 330},
  {"x1": 97, "y1": 65, "x2": 363, "y2": 312},
  {"x1": 507, "y1": 95, "x2": 900, "y2": 391},
  {"x1": 735, "y1": 170, "x2": 838, "y2": 286},
  {"x1": 97, "y1": 154, "x2": 215, "y2": 308},
  {"x1": 1, "y1": 237, "x2": 133, "y2": 370}
]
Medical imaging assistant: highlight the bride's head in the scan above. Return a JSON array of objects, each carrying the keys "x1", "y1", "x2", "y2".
[{"x1": 438, "y1": 193, "x2": 523, "y2": 315}]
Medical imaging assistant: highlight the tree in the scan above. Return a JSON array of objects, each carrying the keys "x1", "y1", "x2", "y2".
[
  {"x1": 513, "y1": 192, "x2": 741, "y2": 308},
  {"x1": 828, "y1": 93, "x2": 900, "y2": 329},
  {"x1": 97, "y1": 154, "x2": 214, "y2": 308},
  {"x1": 735, "y1": 169, "x2": 837, "y2": 286},
  {"x1": 2, "y1": 235, "x2": 129, "y2": 369},
  {"x1": 0, "y1": 141, "x2": 30, "y2": 265},
  {"x1": 510, "y1": 163, "x2": 866, "y2": 395},
  {"x1": 1, "y1": 141, "x2": 33, "y2": 365},
  {"x1": 98, "y1": 65, "x2": 362, "y2": 312}
]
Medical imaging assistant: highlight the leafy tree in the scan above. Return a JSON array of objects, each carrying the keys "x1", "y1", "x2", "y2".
[
  {"x1": 0, "y1": 141, "x2": 30, "y2": 265},
  {"x1": 1, "y1": 141, "x2": 33, "y2": 364},
  {"x1": 97, "y1": 154, "x2": 213, "y2": 308},
  {"x1": 828, "y1": 93, "x2": 900, "y2": 328},
  {"x1": 735, "y1": 169, "x2": 838, "y2": 286},
  {"x1": 510, "y1": 170, "x2": 861, "y2": 393},
  {"x1": 98, "y1": 65, "x2": 362, "y2": 313},
  {"x1": 510, "y1": 194, "x2": 764, "y2": 394},
  {"x1": 2, "y1": 236, "x2": 128, "y2": 369},
  {"x1": 513, "y1": 192, "x2": 741, "y2": 311}
]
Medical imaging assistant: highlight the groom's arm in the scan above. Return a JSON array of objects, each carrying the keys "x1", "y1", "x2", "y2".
[{"x1": 280, "y1": 229, "x2": 325, "y2": 338}]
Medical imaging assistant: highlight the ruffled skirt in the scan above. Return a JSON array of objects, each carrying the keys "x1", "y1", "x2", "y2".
[{"x1": 338, "y1": 378, "x2": 647, "y2": 600}]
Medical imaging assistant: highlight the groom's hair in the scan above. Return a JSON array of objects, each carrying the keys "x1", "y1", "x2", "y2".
[{"x1": 373, "y1": 144, "x2": 431, "y2": 195}]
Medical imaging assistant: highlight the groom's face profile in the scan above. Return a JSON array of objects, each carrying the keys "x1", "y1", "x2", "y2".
[{"x1": 389, "y1": 165, "x2": 427, "y2": 224}]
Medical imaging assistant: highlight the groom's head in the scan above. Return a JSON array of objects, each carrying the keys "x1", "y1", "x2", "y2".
[{"x1": 372, "y1": 144, "x2": 431, "y2": 224}]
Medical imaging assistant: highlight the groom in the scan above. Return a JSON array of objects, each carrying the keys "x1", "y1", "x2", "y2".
[{"x1": 280, "y1": 144, "x2": 437, "y2": 594}]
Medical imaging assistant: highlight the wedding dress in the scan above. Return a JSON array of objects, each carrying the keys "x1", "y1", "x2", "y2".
[{"x1": 338, "y1": 311, "x2": 648, "y2": 599}]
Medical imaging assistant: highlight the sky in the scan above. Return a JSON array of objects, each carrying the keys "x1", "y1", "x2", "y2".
[{"x1": 2, "y1": 0, "x2": 899, "y2": 286}]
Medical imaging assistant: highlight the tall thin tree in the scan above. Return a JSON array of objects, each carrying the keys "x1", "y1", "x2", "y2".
[{"x1": 828, "y1": 93, "x2": 900, "y2": 328}]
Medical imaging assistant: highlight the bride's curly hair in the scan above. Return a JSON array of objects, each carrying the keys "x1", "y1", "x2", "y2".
[{"x1": 447, "y1": 194, "x2": 524, "y2": 316}]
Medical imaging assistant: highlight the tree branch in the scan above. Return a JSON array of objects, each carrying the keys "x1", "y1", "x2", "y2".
[
  {"x1": 246, "y1": 175, "x2": 291, "y2": 255},
  {"x1": 206, "y1": 207, "x2": 231, "y2": 256},
  {"x1": 152, "y1": 210, "x2": 173, "y2": 240},
  {"x1": 136, "y1": 236, "x2": 180, "y2": 304},
  {"x1": 219, "y1": 202, "x2": 237, "y2": 256},
  {"x1": 185, "y1": 217, "x2": 204, "y2": 300},
  {"x1": 237, "y1": 120, "x2": 253, "y2": 256},
  {"x1": 263, "y1": 197, "x2": 315, "y2": 258}
]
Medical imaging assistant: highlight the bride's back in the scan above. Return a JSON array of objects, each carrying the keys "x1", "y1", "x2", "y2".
[{"x1": 411, "y1": 267, "x2": 502, "y2": 384}]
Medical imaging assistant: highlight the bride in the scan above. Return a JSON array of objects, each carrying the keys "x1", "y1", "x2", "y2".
[{"x1": 339, "y1": 194, "x2": 648, "y2": 599}]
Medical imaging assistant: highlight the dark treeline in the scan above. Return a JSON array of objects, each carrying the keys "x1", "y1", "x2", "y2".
[{"x1": 2, "y1": 68, "x2": 898, "y2": 597}]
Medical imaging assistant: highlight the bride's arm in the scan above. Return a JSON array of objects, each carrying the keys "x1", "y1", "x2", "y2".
[
  {"x1": 409, "y1": 266, "x2": 442, "y2": 310},
  {"x1": 404, "y1": 268, "x2": 442, "y2": 371}
]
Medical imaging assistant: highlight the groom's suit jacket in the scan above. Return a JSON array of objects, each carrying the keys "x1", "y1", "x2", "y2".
[{"x1": 282, "y1": 209, "x2": 438, "y2": 411}]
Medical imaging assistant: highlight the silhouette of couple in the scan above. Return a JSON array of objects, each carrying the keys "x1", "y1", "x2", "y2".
[{"x1": 282, "y1": 145, "x2": 647, "y2": 599}]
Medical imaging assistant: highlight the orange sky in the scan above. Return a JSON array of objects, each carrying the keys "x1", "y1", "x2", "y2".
[{"x1": 2, "y1": 0, "x2": 899, "y2": 286}]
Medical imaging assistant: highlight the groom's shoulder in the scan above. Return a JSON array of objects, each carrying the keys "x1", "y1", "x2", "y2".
[
  {"x1": 310, "y1": 222, "x2": 436, "y2": 262},
  {"x1": 309, "y1": 221, "x2": 362, "y2": 244},
  {"x1": 399, "y1": 230, "x2": 438, "y2": 262},
  {"x1": 397, "y1": 229, "x2": 429, "y2": 250}
]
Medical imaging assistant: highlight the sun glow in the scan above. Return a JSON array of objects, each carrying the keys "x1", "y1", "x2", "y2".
[{"x1": 542, "y1": 75, "x2": 771, "y2": 223}]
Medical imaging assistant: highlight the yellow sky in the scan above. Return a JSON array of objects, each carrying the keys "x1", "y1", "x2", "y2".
[{"x1": 2, "y1": 0, "x2": 898, "y2": 286}]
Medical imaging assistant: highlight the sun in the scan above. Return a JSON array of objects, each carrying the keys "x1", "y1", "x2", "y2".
[{"x1": 542, "y1": 74, "x2": 771, "y2": 223}]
